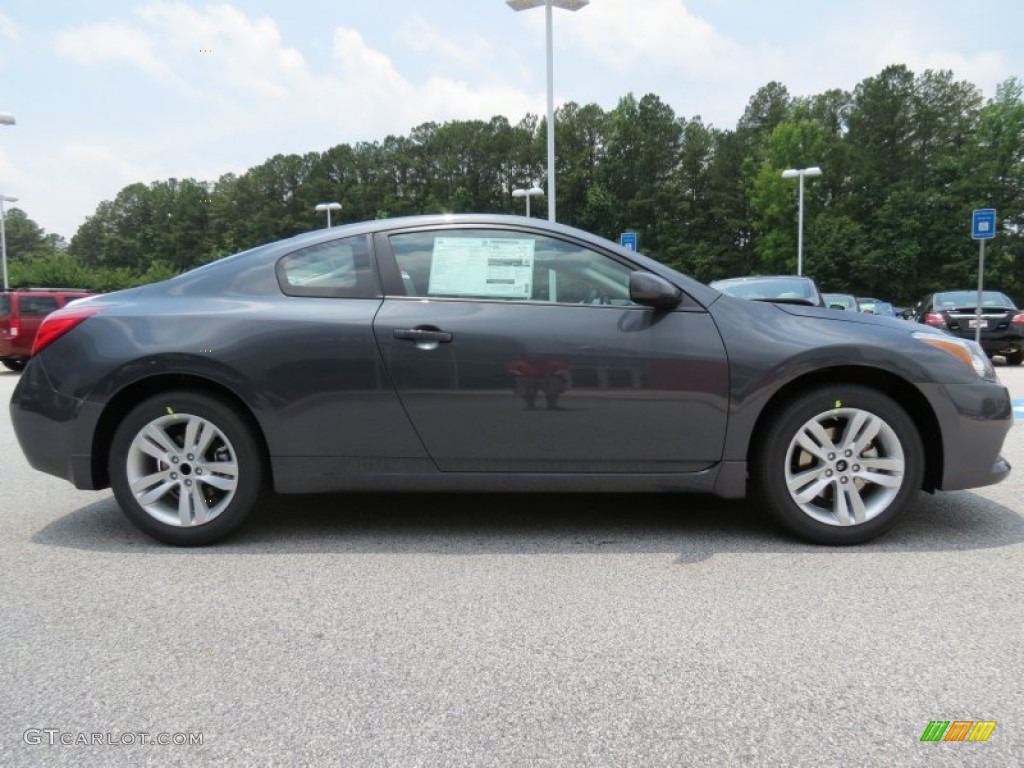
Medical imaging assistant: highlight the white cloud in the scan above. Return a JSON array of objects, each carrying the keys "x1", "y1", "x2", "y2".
[
  {"x1": 394, "y1": 14, "x2": 492, "y2": 71},
  {"x1": 0, "y1": 10, "x2": 22, "y2": 67},
  {"x1": 801, "y1": 5, "x2": 1013, "y2": 99},
  {"x1": 869, "y1": 35, "x2": 1008, "y2": 92},
  {"x1": 0, "y1": 141, "x2": 164, "y2": 237},
  {"x1": 34, "y1": 2, "x2": 545, "y2": 236},
  {"x1": 561, "y1": 0, "x2": 746, "y2": 78},
  {"x1": 54, "y1": 20, "x2": 200, "y2": 97},
  {"x1": 52, "y1": 3, "x2": 534, "y2": 141},
  {"x1": 330, "y1": 27, "x2": 540, "y2": 132},
  {"x1": 132, "y1": 3, "x2": 313, "y2": 101},
  {"x1": 57, "y1": 141, "x2": 164, "y2": 181},
  {"x1": 0, "y1": 10, "x2": 19, "y2": 41}
]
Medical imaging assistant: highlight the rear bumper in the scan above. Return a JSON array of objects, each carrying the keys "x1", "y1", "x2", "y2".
[
  {"x1": 950, "y1": 328, "x2": 1024, "y2": 357},
  {"x1": 9, "y1": 360, "x2": 104, "y2": 489},
  {"x1": 979, "y1": 338, "x2": 1023, "y2": 357}
]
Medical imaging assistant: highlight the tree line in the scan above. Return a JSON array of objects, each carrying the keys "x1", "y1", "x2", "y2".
[{"x1": 7, "y1": 64, "x2": 1024, "y2": 305}]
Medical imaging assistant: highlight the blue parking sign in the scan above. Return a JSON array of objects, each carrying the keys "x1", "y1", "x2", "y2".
[
  {"x1": 620, "y1": 232, "x2": 638, "y2": 251},
  {"x1": 972, "y1": 209, "x2": 996, "y2": 240}
]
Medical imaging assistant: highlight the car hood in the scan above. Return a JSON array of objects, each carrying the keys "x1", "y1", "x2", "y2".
[{"x1": 770, "y1": 301, "x2": 950, "y2": 333}]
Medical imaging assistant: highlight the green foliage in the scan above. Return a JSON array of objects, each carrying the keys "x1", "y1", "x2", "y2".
[
  {"x1": 9, "y1": 252, "x2": 91, "y2": 289},
  {"x1": 32, "y1": 66, "x2": 1024, "y2": 306}
]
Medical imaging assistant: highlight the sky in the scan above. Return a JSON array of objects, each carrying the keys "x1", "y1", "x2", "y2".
[{"x1": 1, "y1": 0, "x2": 1023, "y2": 241}]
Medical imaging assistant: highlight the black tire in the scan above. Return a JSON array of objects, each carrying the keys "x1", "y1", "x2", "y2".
[
  {"x1": 109, "y1": 390, "x2": 266, "y2": 545},
  {"x1": 2, "y1": 358, "x2": 26, "y2": 372},
  {"x1": 1004, "y1": 349, "x2": 1023, "y2": 366},
  {"x1": 752, "y1": 384, "x2": 924, "y2": 545}
]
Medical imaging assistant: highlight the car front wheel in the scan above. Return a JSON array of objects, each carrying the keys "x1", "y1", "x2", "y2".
[
  {"x1": 753, "y1": 385, "x2": 924, "y2": 545},
  {"x1": 109, "y1": 391, "x2": 266, "y2": 545}
]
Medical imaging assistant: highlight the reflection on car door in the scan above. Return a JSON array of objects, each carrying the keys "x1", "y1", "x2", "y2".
[{"x1": 372, "y1": 227, "x2": 730, "y2": 473}]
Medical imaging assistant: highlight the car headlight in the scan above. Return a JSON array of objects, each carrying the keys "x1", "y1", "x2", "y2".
[{"x1": 913, "y1": 332, "x2": 996, "y2": 380}]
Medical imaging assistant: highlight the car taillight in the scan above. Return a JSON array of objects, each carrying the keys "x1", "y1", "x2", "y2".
[
  {"x1": 32, "y1": 306, "x2": 105, "y2": 356},
  {"x1": 1012, "y1": 312, "x2": 1024, "y2": 326},
  {"x1": 924, "y1": 312, "x2": 946, "y2": 327}
]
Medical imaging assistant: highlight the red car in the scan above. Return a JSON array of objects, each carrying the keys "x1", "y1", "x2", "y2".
[{"x1": 0, "y1": 288, "x2": 96, "y2": 371}]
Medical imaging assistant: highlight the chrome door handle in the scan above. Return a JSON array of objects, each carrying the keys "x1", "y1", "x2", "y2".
[{"x1": 393, "y1": 328, "x2": 453, "y2": 343}]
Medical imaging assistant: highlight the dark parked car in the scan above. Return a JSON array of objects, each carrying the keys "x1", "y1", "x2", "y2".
[
  {"x1": 710, "y1": 275, "x2": 825, "y2": 307},
  {"x1": 910, "y1": 290, "x2": 1024, "y2": 365},
  {"x1": 10, "y1": 215, "x2": 1013, "y2": 546},
  {"x1": 0, "y1": 287, "x2": 96, "y2": 371}
]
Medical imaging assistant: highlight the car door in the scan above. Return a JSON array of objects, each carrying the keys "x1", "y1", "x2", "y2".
[{"x1": 371, "y1": 226, "x2": 729, "y2": 473}]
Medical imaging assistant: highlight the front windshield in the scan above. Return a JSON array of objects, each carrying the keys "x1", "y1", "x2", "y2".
[{"x1": 715, "y1": 277, "x2": 813, "y2": 300}]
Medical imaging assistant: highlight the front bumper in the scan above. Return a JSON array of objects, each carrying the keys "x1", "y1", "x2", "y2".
[{"x1": 928, "y1": 377, "x2": 1013, "y2": 491}]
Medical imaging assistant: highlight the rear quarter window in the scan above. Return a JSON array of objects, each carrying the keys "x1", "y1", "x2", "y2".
[
  {"x1": 276, "y1": 235, "x2": 378, "y2": 299},
  {"x1": 0, "y1": 295, "x2": 9, "y2": 317}
]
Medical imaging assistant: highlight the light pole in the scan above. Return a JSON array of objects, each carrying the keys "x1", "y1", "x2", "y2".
[
  {"x1": 781, "y1": 166, "x2": 822, "y2": 276},
  {"x1": 1, "y1": 195, "x2": 17, "y2": 291},
  {"x1": 506, "y1": 0, "x2": 588, "y2": 222},
  {"x1": 315, "y1": 202, "x2": 341, "y2": 228},
  {"x1": 2, "y1": 114, "x2": 16, "y2": 289},
  {"x1": 512, "y1": 186, "x2": 544, "y2": 217}
]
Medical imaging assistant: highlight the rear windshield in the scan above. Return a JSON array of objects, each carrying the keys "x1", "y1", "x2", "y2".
[{"x1": 935, "y1": 291, "x2": 1016, "y2": 309}]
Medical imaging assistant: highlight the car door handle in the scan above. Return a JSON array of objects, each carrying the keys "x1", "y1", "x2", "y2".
[{"x1": 393, "y1": 328, "x2": 453, "y2": 343}]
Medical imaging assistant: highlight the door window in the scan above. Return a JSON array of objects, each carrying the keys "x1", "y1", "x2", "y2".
[
  {"x1": 389, "y1": 229, "x2": 637, "y2": 306},
  {"x1": 19, "y1": 296, "x2": 60, "y2": 316}
]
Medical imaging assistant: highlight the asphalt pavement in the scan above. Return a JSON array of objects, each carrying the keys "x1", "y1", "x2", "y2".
[{"x1": 1, "y1": 364, "x2": 1022, "y2": 767}]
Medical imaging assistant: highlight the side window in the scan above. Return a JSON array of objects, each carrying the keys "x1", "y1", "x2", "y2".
[
  {"x1": 389, "y1": 229, "x2": 637, "y2": 306},
  {"x1": 0, "y1": 295, "x2": 10, "y2": 317},
  {"x1": 19, "y1": 296, "x2": 60, "y2": 316},
  {"x1": 276, "y1": 235, "x2": 377, "y2": 298}
]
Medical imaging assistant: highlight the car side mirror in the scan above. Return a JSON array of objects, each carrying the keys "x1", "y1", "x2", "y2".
[{"x1": 629, "y1": 271, "x2": 681, "y2": 309}]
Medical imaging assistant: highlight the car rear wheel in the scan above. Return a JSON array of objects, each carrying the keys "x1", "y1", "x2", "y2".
[
  {"x1": 2, "y1": 358, "x2": 26, "y2": 372},
  {"x1": 109, "y1": 391, "x2": 266, "y2": 545},
  {"x1": 753, "y1": 385, "x2": 924, "y2": 545}
]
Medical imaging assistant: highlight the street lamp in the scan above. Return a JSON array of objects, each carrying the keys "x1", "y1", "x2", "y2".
[
  {"x1": 506, "y1": 0, "x2": 588, "y2": 222},
  {"x1": 314, "y1": 202, "x2": 341, "y2": 228},
  {"x1": 781, "y1": 166, "x2": 822, "y2": 276},
  {"x1": 1, "y1": 195, "x2": 18, "y2": 291},
  {"x1": 512, "y1": 186, "x2": 544, "y2": 217}
]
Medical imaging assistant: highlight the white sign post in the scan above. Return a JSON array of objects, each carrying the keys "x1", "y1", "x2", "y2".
[{"x1": 971, "y1": 209, "x2": 996, "y2": 344}]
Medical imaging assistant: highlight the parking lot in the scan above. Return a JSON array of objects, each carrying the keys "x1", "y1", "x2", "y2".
[{"x1": 1, "y1": 365, "x2": 1022, "y2": 767}]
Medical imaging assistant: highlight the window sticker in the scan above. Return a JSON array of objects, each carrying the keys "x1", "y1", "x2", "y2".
[{"x1": 428, "y1": 237, "x2": 535, "y2": 299}]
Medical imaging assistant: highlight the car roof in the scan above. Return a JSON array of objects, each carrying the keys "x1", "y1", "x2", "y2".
[{"x1": 161, "y1": 213, "x2": 725, "y2": 309}]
